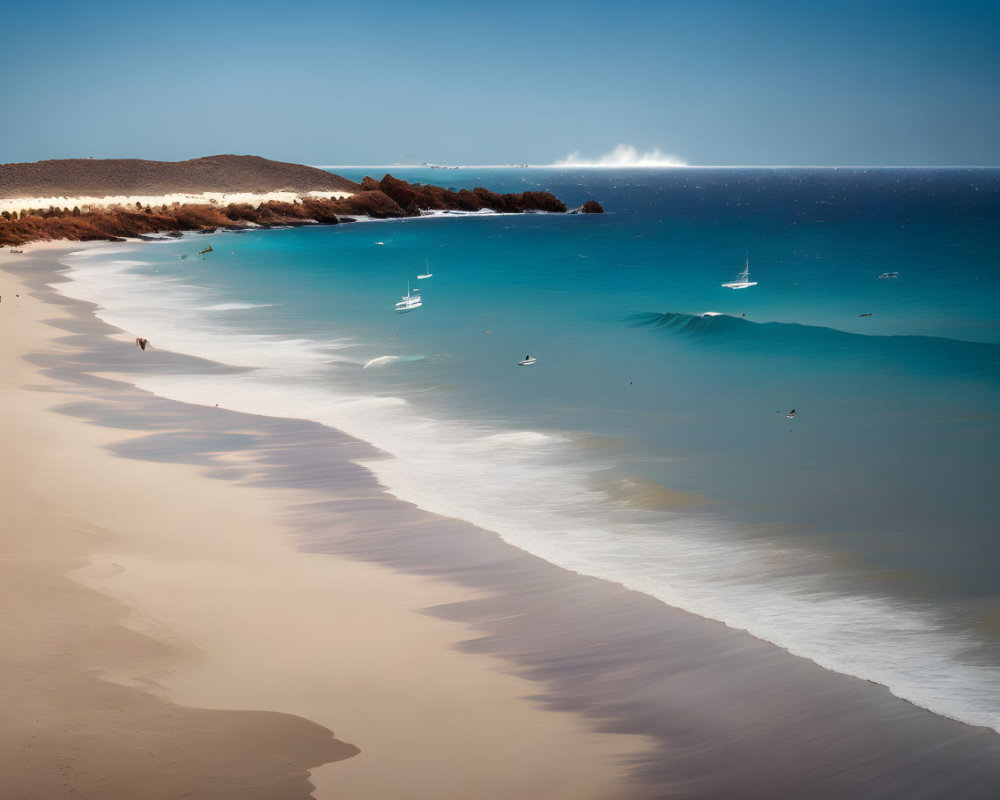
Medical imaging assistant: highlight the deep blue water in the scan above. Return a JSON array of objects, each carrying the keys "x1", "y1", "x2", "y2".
[{"x1": 58, "y1": 167, "x2": 1000, "y2": 731}]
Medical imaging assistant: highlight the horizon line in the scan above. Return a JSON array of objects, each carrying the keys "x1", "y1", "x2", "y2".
[{"x1": 315, "y1": 163, "x2": 1000, "y2": 170}]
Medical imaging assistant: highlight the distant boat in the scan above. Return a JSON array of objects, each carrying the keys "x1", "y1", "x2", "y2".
[
  {"x1": 417, "y1": 258, "x2": 433, "y2": 279},
  {"x1": 395, "y1": 282, "x2": 422, "y2": 312},
  {"x1": 198, "y1": 244, "x2": 213, "y2": 254},
  {"x1": 878, "y1": 271, "x2": 899, "y2": 279},
  {"x1": 722, "y1": 252, "x2": 757, "y2": 289},
  {"x1": 518, "y1": 355, "x2": 537, "y2": 366}
]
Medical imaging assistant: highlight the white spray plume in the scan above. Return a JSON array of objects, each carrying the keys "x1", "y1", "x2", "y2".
[{"x1": 555, "y1": 144, "x2": 687, "y2": 167}]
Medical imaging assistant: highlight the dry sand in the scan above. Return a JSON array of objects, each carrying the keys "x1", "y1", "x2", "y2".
[
  {"x1": 0, "y1": 190, "x2": 352, "y2": 217},
  {"x1": 0, "y1": 247, "x2": 650, "y2": 799}
]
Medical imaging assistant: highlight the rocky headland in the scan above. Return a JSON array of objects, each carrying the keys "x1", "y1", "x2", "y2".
[{"x1": 0, "y1": 155, "x2": 600, "y2": 246}]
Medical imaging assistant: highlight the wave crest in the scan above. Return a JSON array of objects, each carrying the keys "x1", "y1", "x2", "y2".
[
  {"x1": 363, "y1": 354, "x2": 427, "y2": 369},
  {"x1": 630, "y1": 311, "x2": 1000, "y2": 376}
]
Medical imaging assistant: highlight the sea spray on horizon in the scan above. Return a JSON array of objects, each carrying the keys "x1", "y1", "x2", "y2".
[{"x1": 555, "y1": 144, "x2": 688, "y2": 167}]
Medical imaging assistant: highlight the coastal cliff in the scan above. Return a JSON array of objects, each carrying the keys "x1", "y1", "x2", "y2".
[{"x1": 0, "y1": 156, "x2": 588, "y2": 246}]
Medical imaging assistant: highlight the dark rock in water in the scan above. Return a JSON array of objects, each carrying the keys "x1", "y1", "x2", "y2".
[{"x1": 580, "y1": 200, "x2": 604, "y2": 213}]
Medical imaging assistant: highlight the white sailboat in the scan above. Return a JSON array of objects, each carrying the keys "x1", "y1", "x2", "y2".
[
  {"x1": 394, "y1": 282, "x2": 422, "y2": 312},
  {"x1": 417, "y1": 258, "x2": 433, "y2": 280},
  {"x1": 722, "y1": 252, "x2": 757, "y2": 289}
]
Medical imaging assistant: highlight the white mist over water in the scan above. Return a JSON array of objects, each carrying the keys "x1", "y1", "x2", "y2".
[{"x1": 555, "y1": 144, "x2": 688, "y2": 167}]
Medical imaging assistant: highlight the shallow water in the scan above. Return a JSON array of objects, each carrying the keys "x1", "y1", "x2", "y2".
[{"x1": 55, "y1": 166, "x2": 1000, "y2": 731}]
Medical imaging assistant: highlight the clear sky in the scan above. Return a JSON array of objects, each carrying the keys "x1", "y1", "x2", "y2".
[{"x1": 1, "y1": 0, "x2": 997, "y2": 166}]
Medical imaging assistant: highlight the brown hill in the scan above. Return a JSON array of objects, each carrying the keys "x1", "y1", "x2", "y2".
[
  {"x1": 0, "y1": 161, "x2": 598, "y2": 246},
  {"x1": 0, "y1": 155, "x2": 362, "y2": 199}
]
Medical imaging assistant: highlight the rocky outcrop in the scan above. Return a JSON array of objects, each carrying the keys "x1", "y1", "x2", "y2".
[
  {"x1": 330, "y1": 189, "x2": 407, "y2": 219},
  {"x1": 0, "y1": 158, "x2": 603, "y2": 245},
  {"x1": 0, "y1": 200, "x2": 351, "y2": 245},
  {"x1": 370, "y1": 175, "x2": 568, "y2": 214},
  {"x1": 579, "y1": 200, "x2": 605, "y2": 213}
]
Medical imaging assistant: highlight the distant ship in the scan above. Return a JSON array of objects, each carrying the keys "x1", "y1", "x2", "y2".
[
  {"x1": 722, "y1": 252, "x2": 758, "y2": 289},
  {"x1": 395, "y1": 282, "x2": 422, "y2": 312}
]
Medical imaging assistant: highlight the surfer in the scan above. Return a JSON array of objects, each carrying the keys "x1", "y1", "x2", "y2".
[{"x1": 786, "y1": 409, "x2": 796, "y2": 419}]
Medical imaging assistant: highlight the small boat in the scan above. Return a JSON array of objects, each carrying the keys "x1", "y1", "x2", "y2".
[
  {"x1": 722, "y1": 252, "x2": 757, "y2": 289},
  {"x1": 417, "y1": 258, "x2": 433, "y2": 279},
  {"x1": 518, "y1": 355, "x2": 537, "y2": 366},
  {"x1": 878, "y1": 271, "x2": 899, "y2": 279},
  {"x1": 198, "y1": 244, "x2": 214, "y2": 255},
  {"x1": 395, "y1": 282, "x2": 422, "y2": 312}
]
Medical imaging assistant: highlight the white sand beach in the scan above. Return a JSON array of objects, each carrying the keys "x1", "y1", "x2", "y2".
[
  {"x1": 0, "y1": 190, "x2": 353, "y2": 217},
  {"x1": 0, "y1": 245, "x2": 650, "y2": 799}
]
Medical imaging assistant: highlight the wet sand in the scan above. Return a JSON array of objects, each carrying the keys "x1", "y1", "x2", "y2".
[
  {"x1": 0, "y1": 245, "x2": 649, "y2": 799},
  {"x1": 3, "y1": 241, "x2": 1000, "y2": 799}
]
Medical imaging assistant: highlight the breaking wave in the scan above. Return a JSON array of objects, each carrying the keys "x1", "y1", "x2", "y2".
[
  {"x1": 555, "y1": 144, "x2": 687, "y2": 168},
  {"x1": 631, "y1": 311, "x2": 1000, "y2": 377}
]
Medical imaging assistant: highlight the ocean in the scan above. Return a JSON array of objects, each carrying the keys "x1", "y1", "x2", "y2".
[{"x1": 55, "y1": 166, "x2": 1000, "y2": 734}]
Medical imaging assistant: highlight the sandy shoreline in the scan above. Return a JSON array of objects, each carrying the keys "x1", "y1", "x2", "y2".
[
  {"x1": 0, "y1": 246, "x2": 648, "y2": 798},
  {"x1": 4, "y1": 240, "x2": 1000, "y2": 799},
  {"x1": 0, "y1": 190, "x2": 353, "y2": 217}
]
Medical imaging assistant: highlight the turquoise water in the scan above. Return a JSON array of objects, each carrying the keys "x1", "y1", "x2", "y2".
[{"x1": 57, "y1": 167, "x2": 1000, "y2": 730}]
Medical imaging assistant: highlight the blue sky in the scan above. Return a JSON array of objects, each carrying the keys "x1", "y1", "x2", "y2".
[{"x1": 1, "y1": 0, "x2": 997, "y2": 166}]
